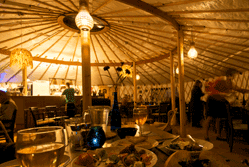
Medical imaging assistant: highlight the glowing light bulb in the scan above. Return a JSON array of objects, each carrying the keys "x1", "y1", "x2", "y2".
[
  {"x1": 136, "y1": 74, "x2": 140, "y2": 80},
  {"x1": 188, "y1": 42, "x2": 198, "y2": 59}
]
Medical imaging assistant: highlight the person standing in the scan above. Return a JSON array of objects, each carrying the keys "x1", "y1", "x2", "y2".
[
  {"x1": 62, "y1": 82, "x2": 76, "y2": 118},
  {"x1": 190, "y1": 80, "x2": 205, "y2": 127},
  {"x1": 204, "y1": 68, "x2": 249, "y2": 141}
]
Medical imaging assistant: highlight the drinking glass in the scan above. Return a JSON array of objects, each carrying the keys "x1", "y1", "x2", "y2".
[
  {"x1": 16, "y1": 126, "x2": 65, "y2": 167},
  {"x1": 133, "y1": 107, "x2": 148, "y2": 136}
]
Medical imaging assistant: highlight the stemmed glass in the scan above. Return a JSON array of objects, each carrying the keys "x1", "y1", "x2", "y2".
[
  {"x1": 133, "y1": 107, "x2": 148, "y2": 136},
  {"x1": 16, "y1": 126, "x2": 65, "y2": 167}
]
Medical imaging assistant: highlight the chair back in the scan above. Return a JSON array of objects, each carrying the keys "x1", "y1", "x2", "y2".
[
  {"x1": 45, "y1": 106, "x2": 57, "y2": 118},
  {"x1": 29, "y1": 107, "x2": 40, "y2": 127},
  {"x1": 159, "y1": 102, "x2": 170, "y2": 113},
  {"x1": 0, "y1": 121, "x2": 13, "y2": 144}
]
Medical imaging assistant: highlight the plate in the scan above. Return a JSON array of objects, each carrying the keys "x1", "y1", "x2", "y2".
[
  {"x1": 72, "y1": 146, "x2": 157, "y2": 167},
  {"x1": 151, "y1": 122, "x2": 166, "y2": 127},
  {"x1": 162, "y1": 138, "x2": 213, "y2": 156},
  {"x1": 111, "y1": 138, "x2": 159, "y2": 150}
]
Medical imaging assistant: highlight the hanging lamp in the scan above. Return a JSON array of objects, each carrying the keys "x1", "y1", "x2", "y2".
[
  {"x1": 176, "y1": 67, "x2": 179, "y2": 74},
  {"x1": 10, "y1": 15, "x2": 33, "y2": 69},
  {"x1": 188, "y1": 30, "x2": 198, "y2": 59},
  {"x1": 75, "y1": 5, "x2": 94, "y2": 31},
  {"x1": 188, "y1": 41, "x2": 198, "y2": 59},
  {"x1": 136, "y1": 74, "x2": 140, "y2": 80}
]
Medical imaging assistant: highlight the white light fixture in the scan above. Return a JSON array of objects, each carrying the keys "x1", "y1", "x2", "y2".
[
  {"x1": 75, "y1": 6, "x2": 94, "y2": 31},
  {"x1": 188, "y1": 42, "x2": 198, "y2": 59},
  {"x1": 176, "y1": 67, "x2": 179, "y2": 74},
  {"x1": 136, "y1": 74, "x2": 140, "y2": 80}
]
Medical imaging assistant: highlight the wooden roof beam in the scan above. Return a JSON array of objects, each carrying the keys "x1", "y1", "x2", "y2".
[
  {"x1": 0, "y1": 17, "x2": 57, "y2": 21},
  {"x1": 168, "y1": 8, "x2": 249, "y2": 15},
  {"x1": 184, "y1": 36, "x2": 249, "y2": 56},
  {"x1": 92, "y1": 0, "x2": 113, "y2": 14},
  {"x1": 0, "y1": 11, "x2": 59, "y2": 16},
  {"x1": 66, "y1": 0, "x2": 79, "y2": 11},
  {"x1": 110, "y1": 27, "x2": 174, "y2": 50},
  {"x1": 30, "y1": 29, "x2": 65, "y2": 51},
  {"x1": 176, "y1": 17, "x2": 249, "y2": 23},
  {"x1": 39, "y1": 32, "x2": 75, "y2": 80},
  {"x1": 0, "y1": 0, "x2": 63, "y2": 14},
  {"x1": 0, "y1": 21, "x2": 57, "y2": 34},
  {"x1": 108, "y1": 32, "x2": 162, "y2": 84},
  {"x1": 91, "y1": 36, "x2": 104, "y2": 85},
  {"x1": 0, "y1": 24, "x2": 60, "y2": 45},
  {"x1": 184, "y1": 30, "x2": 249, "y2": 41},
  {"x1": 116, "y1": 0, "x2": 180, "y2": 30},
  {"x1": 38, "y1": 30, "x2": 70, "y2": 58},
  {"x1": 101, "y1": 34, "x2": 133, "y2": 85},
  {"x1": 32, "y1": 0, "x2": 71, "y2": 13},
  {"x1": 6, "y1": 69, "x2": 22, "y2": 82},
  {"x1": 183, "y1": 25, "x2": 249, "y2": 33},
  {"x1": 53, "y1": 0, "x2": 75, "y2": 12},
  {"x1": 112, "y1": 24, "x2": 175, "y2": 45},
  {"x1": 0, "y1": 6, "x2": 60, "y2": 15},
  {"x1": 8, "y1": 26, "x2": 63, "y2": 50}
]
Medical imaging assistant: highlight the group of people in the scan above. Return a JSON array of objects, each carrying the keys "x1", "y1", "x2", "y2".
[{"x1": 189, "y1": 69, "x2": 249, "y2": 141}]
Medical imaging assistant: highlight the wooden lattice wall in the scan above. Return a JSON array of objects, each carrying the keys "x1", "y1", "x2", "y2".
[{"x1": 119, "y1": 71, "x2": 249, "y2": 104}]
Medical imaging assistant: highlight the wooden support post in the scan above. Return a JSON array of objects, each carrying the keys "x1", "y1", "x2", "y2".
[
  {"x1": 81, "y1": 30, "x2": 92, "y2": 111},
  {"x1": 170, "y1": 51, "x2": 176, "y2": 125},
  {"x1": 177, "y1": 27, "x2": 186, "y2": 138},
  {"x1": 22, "y1": 67, "x2": 27, "y2": 96},
  {"x1": 133, "y1": 62, "x2": 137, "y2": 107}
]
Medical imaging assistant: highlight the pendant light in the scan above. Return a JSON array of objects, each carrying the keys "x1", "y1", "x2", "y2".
[
  {"x1": 10, "y1": 15, "x2": 33, "y2": 69},
  {"x1": 188, "y1": 30, "x2": 198, "y2": 59}
]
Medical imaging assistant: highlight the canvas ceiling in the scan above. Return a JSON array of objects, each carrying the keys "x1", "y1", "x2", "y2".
[{"x1": 0, "y1": 0, "x2": 249, "y2": 86}]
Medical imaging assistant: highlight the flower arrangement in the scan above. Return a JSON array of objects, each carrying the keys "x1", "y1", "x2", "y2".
[{"x1": 103, "y1": 63, "x2": 132, "y2": 91}]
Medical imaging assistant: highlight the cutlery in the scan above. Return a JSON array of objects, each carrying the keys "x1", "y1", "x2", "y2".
[
  {"x1": 170, "y1": 135, "x2": 180, "y2": 143},
  {"x1": 187, "y1": 134, "x2": 203, "y2": 148}
]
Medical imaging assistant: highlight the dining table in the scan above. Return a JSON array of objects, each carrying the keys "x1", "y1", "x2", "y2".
[
  {"x1": 1, "y1": 124, "x2": 248, "y2": 167},
  {"x1": 64, "y1": 124, "x2": 176, "y2": 167}
]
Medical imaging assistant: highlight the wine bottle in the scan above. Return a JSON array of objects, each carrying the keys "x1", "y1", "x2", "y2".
[{"x1": 110, "y1": 92, "x2": 121, "y2": 131}]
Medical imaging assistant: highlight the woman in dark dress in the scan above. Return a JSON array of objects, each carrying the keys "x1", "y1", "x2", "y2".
[{"x1": 190, "y1": 80, "x2": 205, "y2": 127}]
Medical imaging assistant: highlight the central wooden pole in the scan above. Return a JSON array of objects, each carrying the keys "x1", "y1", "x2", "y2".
[
  {"x1": 177, "y1": 27, "x2": 186, "y2": 137},
  {"x1": 81, "y1": 30, "x2": 92, "y2": 111},
  {"x1": 133, "y1": 62, "x2": 137, "y2": 107},
  {"x1": 22, "y1": 67, "x2": 27, "y2": 96}
]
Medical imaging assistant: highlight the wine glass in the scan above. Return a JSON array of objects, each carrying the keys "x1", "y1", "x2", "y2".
[
  {"x1": 133, "y1": 107, "x2": 148, "y2": 136},
  {"x1": 16, "y1": 126, "x2": 65, "y2": 167}
]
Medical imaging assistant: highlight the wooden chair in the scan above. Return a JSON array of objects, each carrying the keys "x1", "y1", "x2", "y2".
[
  {"x1": 151, "y1": 102, "x2": 170, "y2": 122},
  {"x1": 226, "y1": 105, "x2": 249, "y2": 152},
  {"x1": 0, "y1": 109, "x2": 17, "y2": 142},
  {"x1": 152, "y1": 109, "x2": 176, "y2": 133},
  {"x1": 29, "y1": 107, "x2": 55, "y2": 127}
]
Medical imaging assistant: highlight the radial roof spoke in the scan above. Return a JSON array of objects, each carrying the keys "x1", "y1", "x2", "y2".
[{"x1": 1, "y1": 0, "x2": 249, "y2": 85}]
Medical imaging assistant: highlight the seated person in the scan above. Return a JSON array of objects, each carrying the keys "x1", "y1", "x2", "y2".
[
  {"x1": 0, "y1": 90, "x2": 17, "y2": 121},
  {"x1": 137, "y1": 95, "x2": 144, "y2": 105},
  {"x1": 120, "y1": 95, "x2": 129, "y2": 117}
]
